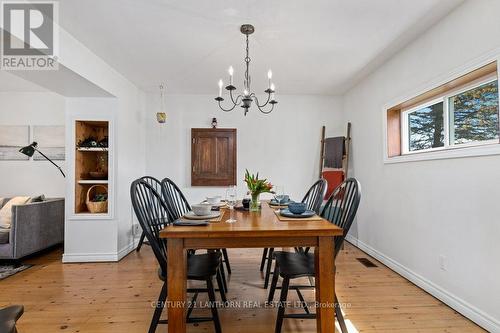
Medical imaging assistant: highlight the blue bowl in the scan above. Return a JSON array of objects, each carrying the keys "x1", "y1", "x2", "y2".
[{"x1": 288, "y1": 202, "x2": 307, "y2": 215}]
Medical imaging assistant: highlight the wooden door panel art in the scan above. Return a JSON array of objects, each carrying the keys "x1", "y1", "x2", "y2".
[{"x1": 191, "y1": 129, "x2": 236, "y2": 186}]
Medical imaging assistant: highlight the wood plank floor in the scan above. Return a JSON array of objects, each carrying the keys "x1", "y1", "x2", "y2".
[{"x1": 0, "y1": 243, "x2": 485, "y2": 333}]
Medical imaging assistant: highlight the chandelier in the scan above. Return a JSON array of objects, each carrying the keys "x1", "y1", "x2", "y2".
[{"x1": 215, "y1": 24, "x2": 277, "y2": 116}]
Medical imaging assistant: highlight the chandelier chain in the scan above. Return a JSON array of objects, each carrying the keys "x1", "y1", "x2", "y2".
[{"x1": 244, "y1": 33, "x2": 251, "y2": 91}]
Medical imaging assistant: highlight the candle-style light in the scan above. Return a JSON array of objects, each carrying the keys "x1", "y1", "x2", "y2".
[
  {"x1": 218, "y1": 79, "x2": 223, "y2": 97},
  {"x1": 229, "y1": 66, "x2": 234, "y2": 85},
  {"x1": 215, "y1": 24, "x2": 277, "y2": 116}
]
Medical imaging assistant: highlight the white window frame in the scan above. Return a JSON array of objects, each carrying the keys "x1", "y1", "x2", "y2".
[
  {"x1": 401, "y1": 75, "x2": 499, "y2": 156},
  {"x1": 402, "y1": 98, "x2": 446, "y2": 154}
]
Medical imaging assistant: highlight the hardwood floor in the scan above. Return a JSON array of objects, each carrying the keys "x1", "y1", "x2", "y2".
[{"x1": 0, "y1": 243, "x2": 485, "y2": 333}]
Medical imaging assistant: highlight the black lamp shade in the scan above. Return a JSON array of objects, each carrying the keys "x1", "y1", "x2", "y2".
[{"x1": 19, "y1": 142, "x2": 38, "y2": 157}]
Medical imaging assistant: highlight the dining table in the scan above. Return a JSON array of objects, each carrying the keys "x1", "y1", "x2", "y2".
[{"x1": 159, "y1": 202, "x2": 343, "y2": 333}]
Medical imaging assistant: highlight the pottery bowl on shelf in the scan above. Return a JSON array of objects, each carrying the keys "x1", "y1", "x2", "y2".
[{"x1": 89, "y1": 171, "x2": 107, "y2": 179}]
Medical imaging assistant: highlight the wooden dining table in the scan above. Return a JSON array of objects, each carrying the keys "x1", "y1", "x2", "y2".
[{"x1": 159, "y1": 203, "x2": 343, "y2": 333}]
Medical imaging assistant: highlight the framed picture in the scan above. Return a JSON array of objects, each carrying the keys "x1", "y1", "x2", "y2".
[
  {"x1": 0, "y1": 126, "x2": 30, "y2": 160},
  {"x1": 33, "y1": 125, "x2": 65, "y2": 160}
]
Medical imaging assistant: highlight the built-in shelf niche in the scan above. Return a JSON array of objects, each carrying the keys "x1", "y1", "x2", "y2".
[{"x1": 74, "y1": 120, "x2": 109, "y2": 215}]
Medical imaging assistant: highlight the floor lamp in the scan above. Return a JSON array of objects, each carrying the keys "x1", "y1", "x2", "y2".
[{"x1": 19, "y1": 142, "x2": 66, "y2": 178}]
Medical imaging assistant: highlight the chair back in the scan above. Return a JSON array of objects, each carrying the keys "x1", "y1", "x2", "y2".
[
  {"x1": 130, "y1": 179, "x2": 171, "y2": 273},
  {"x1": 301, "y1": 179, "x2": 328, "y2": 213},
  {"x1": 140, "y1": 176, "x2": 162, "y2": 193},
  {"x1": 161, "y1": 178, "x2": 191, "y2": 220},
  {"x1": 320, "y1": 178, "x2": 361, "y2": 257}
]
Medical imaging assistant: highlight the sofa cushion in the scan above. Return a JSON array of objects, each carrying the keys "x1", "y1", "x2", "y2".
[
  {"x1": 29, "y1": 195, "x2": 45, "y2": 203},
  {"x1": 0, "y1": 196, "x2": 30, "y2": 229},
  {"x1": 0, "y1": 229, "x2": 8, "y2": 244}
]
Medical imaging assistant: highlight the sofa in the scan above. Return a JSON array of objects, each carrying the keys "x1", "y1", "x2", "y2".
[{"x1": 0, "y1": 198, "x2": 64, "y2": 260}]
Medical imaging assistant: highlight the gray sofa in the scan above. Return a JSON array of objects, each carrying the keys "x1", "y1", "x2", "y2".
[{"x1": 0, "y1": 198, "x2": 64, "y2": 260}]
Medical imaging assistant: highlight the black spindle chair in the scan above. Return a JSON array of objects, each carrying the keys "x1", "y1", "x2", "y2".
[
  {"x1": 0, "y1": 305, "x2": 23, "y2": 333},
  {"x1": 136, "y1": 176, "x2": 163, "y2": 252},
  {"x1": 267, "y1": 178, "x2": 361, "y2": 333},
  {"x1": 261, "y1": 179, "x2": 327, "y2": 289},
  {"x1": 161, "y1": 177, "x2": 231, "y2": 292},
  {"x1": 130, "y1": 179, "x2": 226, "y2": 333}
]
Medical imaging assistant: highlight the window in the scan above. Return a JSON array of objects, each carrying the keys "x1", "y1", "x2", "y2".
[
  {"x1": 386, "y1": 62, "x2": 500, "y2": 159},
  {"x1": 406, "y1": 101, "x2": 444, "y2": 151},
  {"x1": 449, "y1": 80, "x2": 499, "y2": 145}
]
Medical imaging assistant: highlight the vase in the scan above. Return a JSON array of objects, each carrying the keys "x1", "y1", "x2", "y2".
[{"x1": 250, "y1": 193, "x2": 260, "y2": 212}]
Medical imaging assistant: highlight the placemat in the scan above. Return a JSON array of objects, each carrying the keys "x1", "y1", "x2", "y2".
[{"x1": 274, "y1": 210, "x2": 324, "y2": 221}]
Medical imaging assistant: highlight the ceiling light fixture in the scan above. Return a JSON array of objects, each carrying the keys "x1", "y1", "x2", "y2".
[{"x1": 215, "y1": 24, "x2": 277, "y2": 116}]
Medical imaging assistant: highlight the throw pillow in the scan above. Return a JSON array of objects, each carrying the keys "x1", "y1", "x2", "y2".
[
  {"x1": 30, "y1": 194, "x2": 46, "y2": 203},
  {"x1": 0, "y1": 196, "x2": 30, "y2": 229}
]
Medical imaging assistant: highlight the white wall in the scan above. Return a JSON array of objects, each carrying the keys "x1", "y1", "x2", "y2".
[
  {"x1": 54, "y1": 24, "x2": 146, "y2": 262},
  {"x1": 145, "y1": 94, "x2": 344, "y2": 203},
  {"x1": 0, "y1": 92, "x2": 65, "y2": 197},
  {"x1": 343, "y1": 0, "x2": 500, "y2": 331}
]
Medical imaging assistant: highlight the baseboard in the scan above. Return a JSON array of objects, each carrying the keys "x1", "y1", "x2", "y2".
[
  {"x1": 345, "y1": 234, "x2": 500, "y2": 333},
  {"x1": 62, "y1": 252, "x2": 120, "y2": 263},
  {"x1": 117, "y1": 238, "x2": 140, "y2": 261},
  {"x1": 62, "y1": 239, "x2": 140, "y2": 263}
]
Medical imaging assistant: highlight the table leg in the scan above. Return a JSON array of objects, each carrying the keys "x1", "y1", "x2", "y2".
[
  {"x1": 315, "y1": 236, "x2": 335, "y2": 333},
  {"x1": 167, "y1": 238, "x2": 187, "y2": 333}
]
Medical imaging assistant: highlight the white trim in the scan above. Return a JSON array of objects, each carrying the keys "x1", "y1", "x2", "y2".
[
  {"x1": 62, "y1": 252, "x2": 120, "y2": 263},
  {"x1": 117, "y1": 240, "x2": 139, "y2": 261},
  {"x1": 345, "y1": 234, "x2": 500, "y2": 333},
  {"x1": 385, "y1": 141, "x2": 500, "y2": 163},
  {"x1": 62, "y1": 239, "x2": 139, "y2": 263}
]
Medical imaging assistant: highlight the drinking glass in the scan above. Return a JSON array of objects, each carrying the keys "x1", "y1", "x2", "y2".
[
  {"x1": 225, "y1": 186, "x2": 237, "y2": 223},
  {"x1": 274, "y1": 185, "x2": 286, "y2": 209}
]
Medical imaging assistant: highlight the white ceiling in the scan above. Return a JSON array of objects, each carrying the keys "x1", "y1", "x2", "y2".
[{"x1": 58, "y1": 0, "x2": 463, "y2": 95}]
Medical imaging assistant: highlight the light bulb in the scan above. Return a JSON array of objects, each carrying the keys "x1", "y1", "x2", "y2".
[
  {"x1": 218, "y1": 79, "x2": 223, "y2": 97},
  {"x1": 228, "y1": 66, "x2": 234, "y2": 85},
  {"x1": 267, "y1": 69, "x2": 273, "y2": 79},
  {"x1": 243, "y1": 89, "x2": 249, "y2": 96},
  {"x1": 270, "y1": 83, "x2": 275, "y2": 91}
]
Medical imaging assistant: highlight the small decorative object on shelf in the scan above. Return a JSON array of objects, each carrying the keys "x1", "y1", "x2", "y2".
[
  {"x1": 77, "y1": 136, "x2": 108, "y2": 149},
  {"x1": 86, "y1": 185, "x2": 108, "y2": 213},
  {"x1": 244, "y1": 169, "x2": 274, "y2": 212},
  {"x1": 211, "y1": 117, "x2": 218, "y2": 128},
  {"x1": 157, "y1": 83, "x2": 167, "y2": 123}
]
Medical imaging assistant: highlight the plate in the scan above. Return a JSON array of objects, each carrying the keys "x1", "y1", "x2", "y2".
[
  {"x1": 279, "y1": 209, "x2": 316, "y2": 218},
  {"x1": 202, "y1": 200, "x2": 226, "y2": 207},
  {"x1": 184, "y1": 211, "x2": 221, "y2": 220}
]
